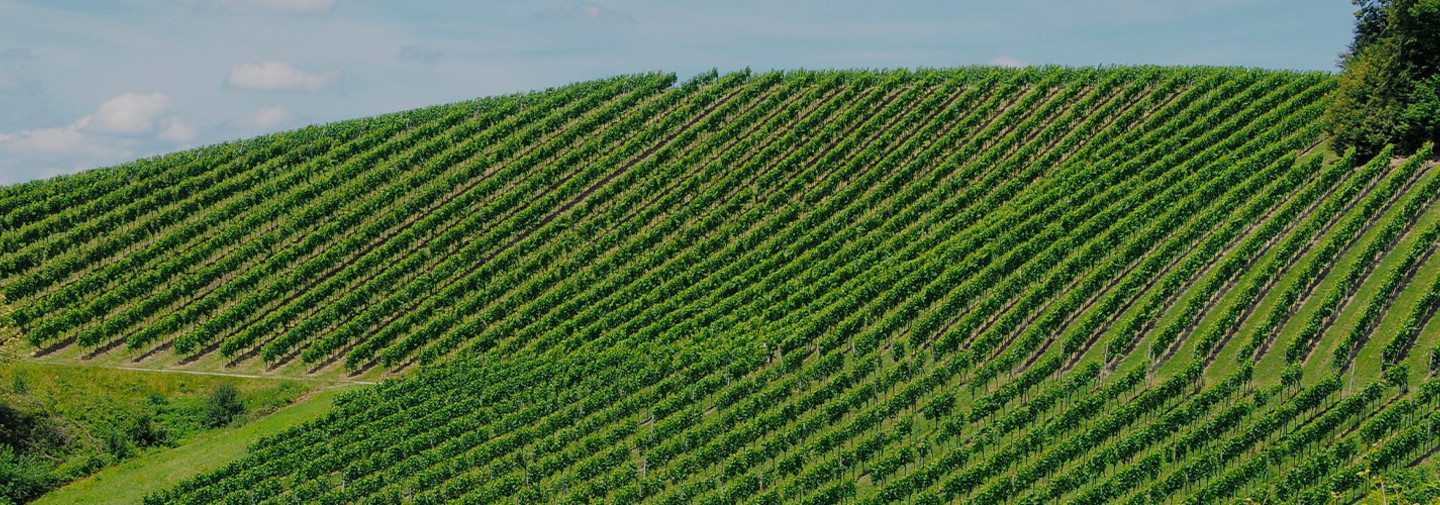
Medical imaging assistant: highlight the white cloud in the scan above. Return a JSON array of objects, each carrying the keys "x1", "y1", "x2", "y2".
[
  {"x1": 225, "y1": 61, "x2": 338, "y2": 91},
  {"x1": 23, "y1": 125, "x2": 88, "y2": 152},
  {"x1": 2, "y1": 116, "x2": 93, "y2": 154},
  {"x1": 89, "y1": 92, "x2": 172, "y2": 136},
  {"x1": 158, "y1": 117, "x2": 199, "y2": 142},
  {"x1": 990, "y1": 56, "x2": 1028, "y2": 68},
  {"x1": 176, "y1": 0, "x2": 335, "y2": 13},
  {"x1": 238, "y1": 105, "x2": 294, "y2": 129},
  {"x1": 0, "y1": 91, "x2": 194, "y2": 169}
]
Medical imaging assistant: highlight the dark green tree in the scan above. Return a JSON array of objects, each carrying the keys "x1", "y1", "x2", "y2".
[
  {"x1": 1350, "y1": 0, "x2": 1392, "y2": 54},
  {"x1": 1327, "y1": 0, "x2": 1440, "y2": 157},
  {"x1": 204, "y1": 383, "x2": 246, "y2": 428}
]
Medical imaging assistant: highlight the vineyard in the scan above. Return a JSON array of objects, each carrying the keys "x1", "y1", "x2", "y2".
[{"x1": 5, "y1": 66, "x2": 1440, "y2": 504}]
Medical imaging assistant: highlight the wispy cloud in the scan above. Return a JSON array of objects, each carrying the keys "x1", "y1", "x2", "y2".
[
  {"x1": 0, "y1": 47, "x2": 42, "y2": 97},
  {"x1": 0, "y1": 91, "x2": 195, "y2": 183},
  {"x1": 174, "y1": 0, "x2": 335, "y2": 13},
  {"x1": 225, "y1": 62, "x2": 338, "y2": 91},
  {"x1": 990, "y1": 56, "x2": 1027, "y2": 68},
  {"x1": 1, "y1": 118, "x2": 89, "y2": 153},
  {"x1": 532, "y1": 3, "x2": 635, "y2": 25},
  {"x1": 398, "y1": 45, "x2": 442, "y2": 64},
  {"x1": 0, "y1": 114, "x2": 130, "y2": 185},
  {"x1": 234, "y1": 105, "x2": 295, "y2": 130},
  {"x1": 158, "y1": 117, "x2": 198, "y2": 142}
]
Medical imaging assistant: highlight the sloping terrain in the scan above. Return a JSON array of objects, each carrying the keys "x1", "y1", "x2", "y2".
[{"x1": 6, "y1": 66, "x2": 1440, "y2": 504}]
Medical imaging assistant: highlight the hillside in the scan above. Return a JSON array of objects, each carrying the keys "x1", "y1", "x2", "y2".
[{"x1": 6, "y1": 66, "x2": 1440, "y2": 504}]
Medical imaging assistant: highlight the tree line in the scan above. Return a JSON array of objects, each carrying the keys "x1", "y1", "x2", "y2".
[{"x1": 1327, "y1": 0, "x2": 1440, "y2": 158}]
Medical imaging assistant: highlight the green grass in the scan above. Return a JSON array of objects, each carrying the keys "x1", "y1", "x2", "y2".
[
  {"x1": 0, "y1": 360, "x2": 336, "y2": 504},
  {"x1": 1371, "y1": 238, "x2": 1440, "y2": 383},
  {"x1": 1109, "y1": 165, "x2": 1316, "y2": 380},
  {"x1": 1256, "y1": 167, "x2": 1440, "y2": 383},
  {"x1": 1200, "y1": 162, "x2": 1406, "y2": 385},
  {"x1": 1, "y1": 360, "x2": 311, "y2": 406},
  {"x1": 33, "y1": 386, "x2": 353, "y2": 505},
  {"x1": 1304, "y1": 194, "x2": 1440, "y2": 384}
]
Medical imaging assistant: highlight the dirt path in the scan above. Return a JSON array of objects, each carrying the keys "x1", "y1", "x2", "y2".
[
  {"x1": 13, "y1": 355, "x2": 378, "y2": 385},
  {"x1": 109, "y1": 365, "x2": 377, "y2": 384}
]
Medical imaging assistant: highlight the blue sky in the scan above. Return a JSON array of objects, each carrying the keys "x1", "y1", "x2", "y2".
[{"x1": 0, "y1": 0, "x2": 1356, "y2": 185}]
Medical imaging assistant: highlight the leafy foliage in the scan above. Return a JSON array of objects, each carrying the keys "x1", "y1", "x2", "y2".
[
  {"x1": 0, "y1": 364, "x2": 305, "y2": 504},
  {"x1": 1327, "y1": 0, "x2": 1440, "y2": 156},
  {"x1": 204, "y1": 383, "x2": 245, "y2": 428},
  {"x1": 7, "y1": 67, "x2": 1440, "y2": 505}
]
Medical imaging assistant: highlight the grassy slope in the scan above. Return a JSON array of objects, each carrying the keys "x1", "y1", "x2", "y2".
[
  {"x1": 1367, "y1": 225, "x2": 1440, "y2": 379},
  {"x1": 34, "y1": 386, "x2": 352, "y2": 505},
  {"x1": 1305, "y1": 188, "x2": 1440, "y2": 385},
  {"x1": 1109, "y1": 147, "x2": 1334, "y2": 381},
  {"x1": 0, "y1": 360, "x2": 331, "y2": 504},
  {"x1": 1254, "y1": 166, "x2": 1440, "y2": 383}
]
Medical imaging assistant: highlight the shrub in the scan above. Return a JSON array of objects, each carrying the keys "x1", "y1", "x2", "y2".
[
  {"x1": 205, "y1": 383, "x2": 246, "y2": 428},
  {"x1": 0, "y1": 445, "x2": 53, "y2": 504}
]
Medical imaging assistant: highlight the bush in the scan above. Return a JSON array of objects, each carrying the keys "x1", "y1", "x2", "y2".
[
  {"x1": 1281, "y1": 364, "x2": 1304, "y2": 389},
  {"x1": 0, "y1": 445, "x2": 54, "y2": 504},
  {"x1": 205, "y1": 383, "x2": 246, "y2": 428},
  {"x1": 99, "y1": 425, "x2": 135, "y2": 460},
  {"x1": 923, "y1": 391, "x2": 955, "y2": 421},
  {"x1": 128, "y1": 412, "x2": 167, "y2": 448}
]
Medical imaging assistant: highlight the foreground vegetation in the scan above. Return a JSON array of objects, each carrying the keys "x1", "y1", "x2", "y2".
[
  {"x1": 33, "y1": 386, "x2": 352, "y2": 505},
  {"x1": 4, "y1": 58, "x2": 1440, "y2": 504},
  {"x1": 0, "y1": 360, "x2": 310, "y2": 504}
]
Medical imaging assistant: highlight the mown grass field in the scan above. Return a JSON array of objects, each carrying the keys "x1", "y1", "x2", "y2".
[{"x1": 4, "y1": 66, "x2": 1440, "y2": 504}]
